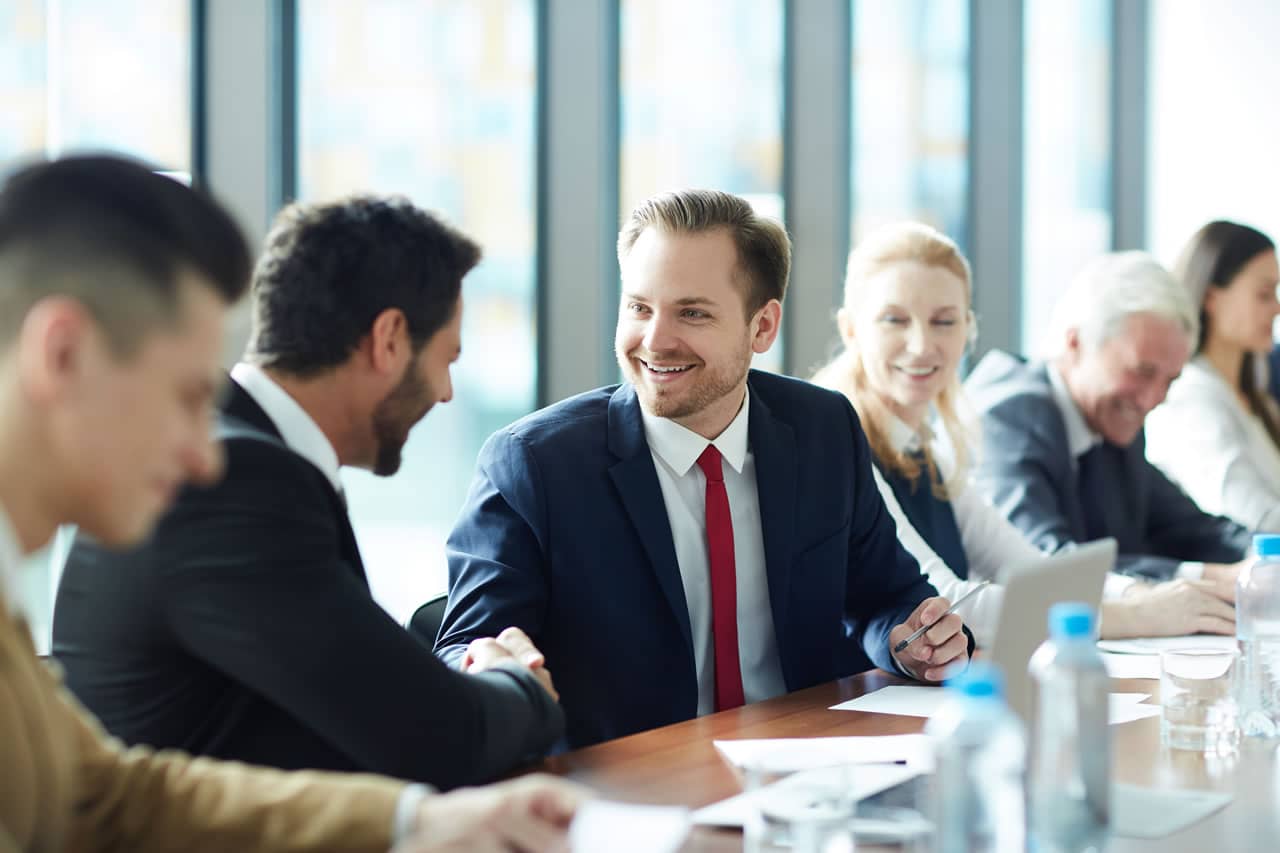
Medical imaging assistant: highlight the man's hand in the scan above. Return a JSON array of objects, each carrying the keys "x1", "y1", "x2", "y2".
[
  {"x1": 462, "y1": 627, "x2": 558, "y2": 701},
  {"x1": 1202, "y1": 560, "x2": 1247, "y2": 600},
  {"x1": 888, "y1": 596, "x2": 969, "y2": 682},
  {"x1": 1105, "y1": 578, "x2": 1236, "y2": 637},
  {"x1": 396, "y1": 774, "x2": 589, "y2": 853}
]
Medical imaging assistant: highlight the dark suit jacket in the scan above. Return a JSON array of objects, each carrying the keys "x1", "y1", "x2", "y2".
[
  {"x1": 52, "y1": 379, "x2": 563, "y2": 789},
  {"x1": 965, "y1": 351, "x2": 1249, "y2": 579},
  {"x1": 435, "y1": 371, "x2": 941, "y2": 749}
]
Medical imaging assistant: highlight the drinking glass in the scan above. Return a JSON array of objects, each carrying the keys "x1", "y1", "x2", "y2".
[
  {"x1": 1160, "y1": 648, "x2": 1240, "y2": 754},
  {"x1": 742, "y1": 761, "x2": 856, "y2": 853}
]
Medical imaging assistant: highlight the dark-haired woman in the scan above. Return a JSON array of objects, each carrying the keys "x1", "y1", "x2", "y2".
[{"x1": 1147, "y1": 221, "x2": 1280, "y2": 531}]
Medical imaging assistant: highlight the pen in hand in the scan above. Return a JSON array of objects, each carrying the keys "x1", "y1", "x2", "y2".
[{"x1": 893, "y1": 579, "x2": 992, "y2": 654}]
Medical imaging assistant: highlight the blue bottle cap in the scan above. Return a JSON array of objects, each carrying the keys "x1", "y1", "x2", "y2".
[
  {"x1": 947, "y1": 661, "x2": 1005, "y2": 699},
  {"x1": 1254, "y1": 534, "x2": 1280, "y2": 558},
  {"x1": 1048, "y1": 602, "x2": 1096, "y2": 640}
]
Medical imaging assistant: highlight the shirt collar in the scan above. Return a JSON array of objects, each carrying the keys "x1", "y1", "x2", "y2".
[
  {"x1": 0, "y1": 504, "x2": 26, "y2": 617},
  {"x1": 640, "y1": 387, "x2": 751, "y2": 476},
  {"x1": 1046, "y1": 361, "x2": 1100, "y2": 458},
  {"x1": 230, "y1": 362, "x2": 344, "y2": 494},
  {"x1": 884, "y1": 413, "x2": 926, "y2": 455}
]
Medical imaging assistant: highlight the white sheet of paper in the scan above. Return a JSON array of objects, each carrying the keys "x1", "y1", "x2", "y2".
[
  {"x1": 1101, "y1": 652, "x2": 1163, "y2": 679},
  {"x1": 832, "y1": 686, "x2": 1153, "y2": 725},
  {"x1": 1109, "y1": 695, "x2": 1162, "y2": 725},
  {"x1": 693, "y1": 763, "x2": 921, "y2": 828},
  {"x1": 1098, "y1": 635, "x2": 1237, "y2": 655},
  {"x1": 569, "y1": 800, "x2": 691, "y2": 853},
  {"x1": 829, "y1": 685, "x2": 947, "y2": 716},
  {"x1": 713, "y1": 735, "x2": 932, "y2": 773},
  {"x1": 1113, "y1": 783, "x2": 1233, "y2": 838}
]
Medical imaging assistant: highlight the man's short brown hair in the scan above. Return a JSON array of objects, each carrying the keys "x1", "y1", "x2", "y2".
[{"x1": 616, "y1": 189, "x2": 791, "y2": 315}]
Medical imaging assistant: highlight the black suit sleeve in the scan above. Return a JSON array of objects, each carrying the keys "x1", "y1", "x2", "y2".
[
  {"x1": 154, "y1": 437, "x2": 562, "y2": 789},
  {"x1": 835, "y1": 399, "x2": 965, "y2": 674},
  {"x1": 971, "y1": 390, "x2": 1180, "y2": 578},
  {"x1": 972, "y1": 395, "x2": 1087, "y2": 558},
  {"x1": 1142, "y1": 453, "x2": 1250, "y2": 565}
]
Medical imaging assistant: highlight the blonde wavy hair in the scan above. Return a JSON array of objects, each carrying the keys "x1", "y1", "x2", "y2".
[{"x1": 811, "y1": 222, "x2": 975, "y2": 499}]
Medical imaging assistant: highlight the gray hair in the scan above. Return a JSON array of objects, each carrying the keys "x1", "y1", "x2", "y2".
[{"x1": 1041, "y1": 251, "x2": 1199, "y2": 358}]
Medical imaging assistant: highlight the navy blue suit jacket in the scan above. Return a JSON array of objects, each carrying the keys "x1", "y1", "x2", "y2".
[
  {"x1": 435, "y1": 371, "x2": 940, "y2": 749},
  {"x1": 965, "y1": 351, "x2": 1249, "y2": 580}
]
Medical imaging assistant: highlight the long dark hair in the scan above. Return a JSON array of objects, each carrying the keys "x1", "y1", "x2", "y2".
[{"x1": 1175, "y1": 220, "x2": 1280, "y2": 448}]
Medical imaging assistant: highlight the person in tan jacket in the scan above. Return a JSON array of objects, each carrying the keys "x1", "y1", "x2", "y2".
[{"x1": 0, "y1": 155, "x2": 583, "y2": 853}]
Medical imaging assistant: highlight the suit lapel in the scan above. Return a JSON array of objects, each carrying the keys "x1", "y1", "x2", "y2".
[
  {"x1": 222, "y1": 378, "x2": 279, "y2": 437},
  {"x1": 747, "y1": 381, "x2": 796, "y2": 647},
  {"x1": 1031, "y1": 364, "x2": 1092, "y2": 540},
  {"x1": 605, "y1": 385, "x2": 694, "y2": 659},
  {"x1": 222, "y1": 377, "x2": 368, "y2": 585}
]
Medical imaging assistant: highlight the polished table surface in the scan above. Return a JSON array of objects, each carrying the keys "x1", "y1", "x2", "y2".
[{"x1": 539, "y1": 670, "x2": 1280, "y2": 851}]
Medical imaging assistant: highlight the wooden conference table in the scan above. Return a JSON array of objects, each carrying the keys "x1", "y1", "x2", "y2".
[{"x1": 538, "y1": 670, "x2": 1280, "y2": 851}]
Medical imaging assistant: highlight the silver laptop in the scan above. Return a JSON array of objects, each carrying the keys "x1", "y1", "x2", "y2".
[{"x1": 988, "y1": 538, "x2": 1117, "y2": 724}]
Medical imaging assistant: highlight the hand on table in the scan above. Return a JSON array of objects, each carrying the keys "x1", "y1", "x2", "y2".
[
  {"x1": 1202, "y1": 559, "x2": 1247, "y2": 598},
  {"x1": 396, "y1": 774, "x2": 589, "y2": 853},
  {"x1": 1105, "y1": 578, "x2": 1236, "y2": 637},
  {"x1": 888, "y1": 596, "x2": 970, "y2": 682}
]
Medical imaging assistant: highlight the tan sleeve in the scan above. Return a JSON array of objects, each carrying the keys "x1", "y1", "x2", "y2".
[{"x1": 59, "y1": 684, "x2": 406, "y2": 853}]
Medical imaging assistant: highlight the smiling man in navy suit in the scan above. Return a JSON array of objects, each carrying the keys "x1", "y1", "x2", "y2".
[{"x1": 436, "y1": 189, "x2": 970, "y2": 749}]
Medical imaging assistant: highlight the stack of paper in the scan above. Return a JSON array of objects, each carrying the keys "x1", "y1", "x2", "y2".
[
  {"x1": 1113, "y1": 783, "x2": 1233, "y2": 838},
  {"x1": 569, "y1": 801, "x2": 691, "y2": 853},
  {"x1": 1098, "y1": 635, "x2": 1237, "y2": 656},
  {"x1": 692, "y1": 763, "x2": 922, "y2": 828},
  {"x1": 1100, "y1": 652, "x2": 1162, "y2": 679},
  {"x1": 830, "y1": 686, "x2": 1160, "y2": 724},
  {"x1": 713, "y1": 734, "x2": 932, "y2": 772}
]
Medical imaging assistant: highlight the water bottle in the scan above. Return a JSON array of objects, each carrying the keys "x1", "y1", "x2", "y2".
[
  {"x1": 1237, "y1": 534, "x2": 1280, "y2": 738},
  {"x1": 925, "y1": 662, "x2": 1026, "y2": 853},
  {"x1": 1028, "y1": 602, "x2": 1111, "y2": 853}
]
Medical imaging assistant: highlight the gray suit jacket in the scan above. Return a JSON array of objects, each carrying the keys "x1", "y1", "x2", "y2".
[{"x1": 965, "y1": 351, "x2": 1249, "y2": 580}]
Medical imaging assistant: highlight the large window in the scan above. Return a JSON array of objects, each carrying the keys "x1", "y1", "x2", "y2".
[
  {"x1": 620, "y1": 0, "x2": 785, "y2": 372},
  {"x1": 297, "y1": 0, "x2": 537, "y2": 623},
  {"x1": 850, "y1": 0, "x2": 969, "y2": 250},
  {"x1": 0, "y1": 0, "x2": 191, "y2": 173},
  {"x1": 0, "y1": 0, "x2": 191, "y2": 650},
  {"x1": 1148, "y1": 0, "x2": 1280, "y2": 267},
  {"x1": 1021, "y1": 0, "x2": 1112, "y2": 354}
]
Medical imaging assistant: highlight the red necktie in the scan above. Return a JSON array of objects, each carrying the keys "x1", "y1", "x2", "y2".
[{"x1": 696, "y1": 445, "x2": 745, "y2": 711}]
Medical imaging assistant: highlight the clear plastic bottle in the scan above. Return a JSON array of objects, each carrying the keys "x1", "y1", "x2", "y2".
[
  {"x1": 1028, "y1": 602, "x2": 1111, "y2": 853},
  {"x1": 1237, "y1": 533, "x2": 1280, "y2": 738},
  {"x1": 925, "y1": 662, "x2": 1026, "y2": 853}
]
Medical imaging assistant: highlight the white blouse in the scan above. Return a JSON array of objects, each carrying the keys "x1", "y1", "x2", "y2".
[
  {"x1": 871, "y1": 417, "x2": 1138, "y2": 646},
  {"x1": 870, "y1": 418, "x2": 1039, "y2": 648},
  {"x1": 1146, "y1": 356, "x2": 1280, "y2": 533}
]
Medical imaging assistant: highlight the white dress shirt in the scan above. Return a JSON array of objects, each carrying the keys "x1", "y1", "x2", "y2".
[
  {"x1": 230, "y1": 363, "x2": 344, "y2": 493},
  {"x1": 1046, "y1": 363, "x2": 1201, "y2": 584},
  {"x1": 869, "y1": 416, "x2": 1031, "y2": 648},
  {"x1": 640, "y1": 388, "x2": 787, "y2": 715},
  {"x1": 230, "y1": 362, "x2": 429, "y2": 838},
  {"x1": 1146, "y1": 355, "x2": 1280, "y2": 533}
]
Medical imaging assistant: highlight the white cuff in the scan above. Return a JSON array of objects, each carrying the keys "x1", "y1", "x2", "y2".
[
  {"x1": 1177, "y1": 562, "x2": 1206, "y2": 581},
  {"x1": 1102, "y1": 572, "x2": 1140, "y2": 599},
  {"x1": 393, "y1": 783, "x2": 435, "y2": 845}
]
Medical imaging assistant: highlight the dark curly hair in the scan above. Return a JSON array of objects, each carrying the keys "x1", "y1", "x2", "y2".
[{"x1": 247, "y1": 195, "x2": 481, "y2": 376}]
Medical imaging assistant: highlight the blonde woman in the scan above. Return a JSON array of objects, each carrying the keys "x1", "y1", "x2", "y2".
[{"x1": 814, "y1": 223, "x2": 1225, "y2": 643}]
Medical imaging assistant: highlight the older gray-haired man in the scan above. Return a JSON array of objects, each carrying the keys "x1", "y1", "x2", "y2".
[{"x1": 966, "y1": 251, "x2": 1251, "y2": 638}]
